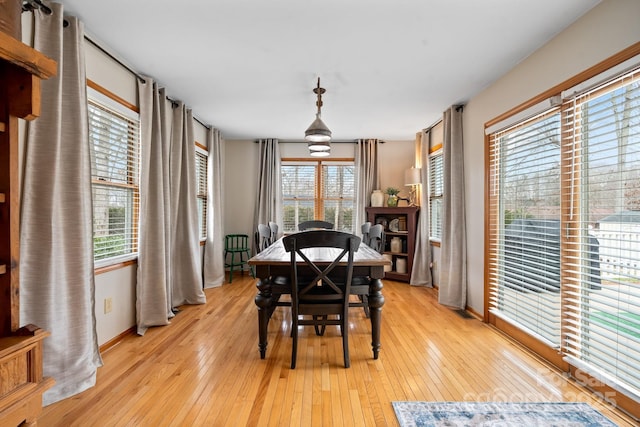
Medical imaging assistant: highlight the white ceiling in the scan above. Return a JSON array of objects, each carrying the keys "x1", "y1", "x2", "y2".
[{"x1": 57, "y1": 0, "x2": 600, "y2": 141}]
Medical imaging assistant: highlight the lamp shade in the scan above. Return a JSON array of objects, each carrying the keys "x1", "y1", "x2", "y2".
[
  {"x1": 305, "y1": 114, "x2": 331, "y2": 142},
  {"x1": 310, "y1": 149, "x2": 330, "y2": 157},
  {"x1": 308, "y1": 139, "x2": 330, "y2": 152},
  {"x1": 404, "y1": 167, "x2": 422, "y2": 186}
]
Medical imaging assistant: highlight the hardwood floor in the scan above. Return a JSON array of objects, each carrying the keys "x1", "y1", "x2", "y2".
[{"x1": 39, "y1": 276, "x2": 635, "y2": 426}]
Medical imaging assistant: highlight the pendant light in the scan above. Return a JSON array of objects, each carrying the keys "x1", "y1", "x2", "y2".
[{"x1": 305, "y1": 78, "x2": 331, "y2": 154}]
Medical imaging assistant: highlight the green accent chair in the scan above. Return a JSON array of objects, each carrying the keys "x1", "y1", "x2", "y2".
[{"x1": 224, "y1": 234, "x2": 254, "y2": 283}]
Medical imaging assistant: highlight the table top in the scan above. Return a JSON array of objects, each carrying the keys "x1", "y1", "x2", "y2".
[{"x1": 248, "y1": 236, "x2": 390, "y2": 267}]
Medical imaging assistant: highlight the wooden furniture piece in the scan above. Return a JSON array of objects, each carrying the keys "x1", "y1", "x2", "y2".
[
  {"x1": 0, "y1": 23, "x2": 57, "y2": 427},
  {"x1": 255, "y1": 224, "x2": 271, "y2": 253},
  {"x1": 360, "y1": 221, "x2": 371, "y2": 245},
  {"x1": 268, "y1": 221, "x2": 278, "y2": 244},
  {"x1": 367, "y1": 223, "x2": 385, "y2": 254},
  {"x1": 366, "y1": 206, "x2": 419, "y2": 282},
  {"x1": 223, "y1": 234, "x2": 254, "y2": 283},
  {"x1": 283, "y1": 230, "x2": 360, "y2": 368},
  {"x1": 249, "y1": 236, "x2": 389, "y2": 360},
  {"x1": 298, "y1": 220, "x2": 334, "y2": 231}
]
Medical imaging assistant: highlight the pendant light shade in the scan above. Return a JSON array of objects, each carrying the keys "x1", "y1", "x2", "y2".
[
  {"x1": 305, "y1": 114, "x2": 331, "y2": 142},
  {"x1": 310, "y1": 149, "x2": 330, "y2": 157},
  {"x1": 305, "y1": 78, "x2": 331, "y2": 154}
]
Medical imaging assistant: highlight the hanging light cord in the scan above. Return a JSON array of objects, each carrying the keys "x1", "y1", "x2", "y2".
[{"x1": 314, "y1": 77, "x2": 325, "y2": 117}]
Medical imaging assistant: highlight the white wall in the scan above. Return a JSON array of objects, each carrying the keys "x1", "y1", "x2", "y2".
[{"x1": 462, "y1": 0, "x2": 640, "y2": 314}]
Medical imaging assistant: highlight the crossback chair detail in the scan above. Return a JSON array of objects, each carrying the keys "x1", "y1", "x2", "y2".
[
  {"x1": 282, "y1": 230, "x2": 361, "y2": 369},
  {"x1": 298, "y1": 220, "x2": 334, "y2": 231}
]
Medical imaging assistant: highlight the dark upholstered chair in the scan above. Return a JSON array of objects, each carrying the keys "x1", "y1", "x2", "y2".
[
  {"x1": 282, "y1": 230, "x2": 360, "y2": 368},
  {"x1": 298, "y1": 220, "x2": 334, "y2": 231},
  {"x1": 224, "y1": 234, "x2": 254, "y2": 283}
]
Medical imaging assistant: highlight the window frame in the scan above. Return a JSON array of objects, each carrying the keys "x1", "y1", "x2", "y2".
[
  {"x1": 88, "y1": 83, "x2": 141, "y2": 269},
  {"x1": 195, "y1": 142, "x2": 208, "y2": 241},
  {"x1": 428, "y1": 145, "x2": 443, "y2": 242},
  {"x1": 281, "y1": 157, "x2": 355, "y2": 233},
  {"x1": 485, "y1": 45, "x2": 640, "y2": 417}
]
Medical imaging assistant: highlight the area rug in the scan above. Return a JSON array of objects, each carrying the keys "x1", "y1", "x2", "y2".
[{"x1": 392, "y1": 401, "x2": 617, "y2": 427}]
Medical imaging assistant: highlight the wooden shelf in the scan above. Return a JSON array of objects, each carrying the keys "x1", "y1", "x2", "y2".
[
  {"x1": 0, "y1": 23, "x2": 55, "y2": 427},
  {"x1": 366, "y1": 206, "x2": 419, "y2": 282},
  {"x1": 0, "y1": 31, "x2": 56, "y2": 79}
]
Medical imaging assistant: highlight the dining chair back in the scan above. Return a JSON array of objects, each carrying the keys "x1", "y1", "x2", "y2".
[
  {"x1": 256, "y1": 224, "x2": 272, "y2": 253},
  {"x1": 298, "y1": 220, "x2": 334, "y2": 231},
  {"x1": 268, "y1": 221, "x2": 278, "y2": 244},
  {"x1": 224, "y1": 234, "x2": 254, "y2": 283},
  {"x1": 361, "y1": 221, "x2": 371, "y2": 245},
  {"x1": 368, "y1": 224, "x2": 385, "y2": 254},
  {"x1": 282, "y1": 230, "x2": 361, "y2": 368}
]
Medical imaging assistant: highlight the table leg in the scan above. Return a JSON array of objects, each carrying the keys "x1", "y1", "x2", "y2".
[
  {"x1": 368, "y1": 278, "x2": 385, "y2": 359},
  {"x1": 255, "y1": 277, "x2": 272, "y2": 359}
]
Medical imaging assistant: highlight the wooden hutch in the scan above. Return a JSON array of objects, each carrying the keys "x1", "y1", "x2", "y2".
[
  {"x1": 366, "y1": 206, "x2": 419, "y2": 282},
  {"x1": 0, "y1": 4, "x2": 57, "y2": 425}
]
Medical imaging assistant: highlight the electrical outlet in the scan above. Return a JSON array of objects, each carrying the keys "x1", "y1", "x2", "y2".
[{"x1": 104, "y1": 297, "x2": 113, "y2": 314}]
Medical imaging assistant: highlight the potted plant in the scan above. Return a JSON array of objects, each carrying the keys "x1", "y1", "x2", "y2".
[{"x1": 385, "y1": 187, "x2": 400, "y2": 207}]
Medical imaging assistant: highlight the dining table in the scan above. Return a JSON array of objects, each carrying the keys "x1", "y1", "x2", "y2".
[{"x1": 248, "y1": 235, "x2": 391, "y2": 360}]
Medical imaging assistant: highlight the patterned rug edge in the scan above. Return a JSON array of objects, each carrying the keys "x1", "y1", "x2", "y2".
[{"x1": 391, "y1": 401, "x2": 617, "y2": 427}]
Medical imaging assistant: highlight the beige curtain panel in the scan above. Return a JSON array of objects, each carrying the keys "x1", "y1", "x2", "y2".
[
  {"x1": 438, "y1": 106, "x2": 467, "y2": 309},
  {"x1": 203, "y1": 128, "x2": 226, "y2": 288},
  {"x1": 20, "y1": 4, "x2": 102, "y2": 405},
  {"x1": 354, "y1": 139, "x2": 380, "y2": 236},
  {"x1": 253, "y1": 139, "x2": 282, "y2": 253},
  {"x1": 410, "y1": 129, "x2": 433, "y2": 287}
]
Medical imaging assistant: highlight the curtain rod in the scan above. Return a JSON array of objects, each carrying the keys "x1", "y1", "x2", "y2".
[
  {"x1": 85, "y1": 35, "x2": 211, "y2": 129},
  {"x1": 423, "y1": 104, "x2": 464, "y2": 132},
  {"x1": 23, "y1": 2, "x2": 213, "y2": 129},
  {"x1": 22, "y1": 0, "x2": 51, "y2": 14},
  {"x1": 259, "y1": 139, "x2": 386, "y2": 144},
  {"x1": 83, "y1": 35, "x2": 146, "y2": 84},
  {"x1": 165, "y1": 96, "x2": 210, "y2": 129}
]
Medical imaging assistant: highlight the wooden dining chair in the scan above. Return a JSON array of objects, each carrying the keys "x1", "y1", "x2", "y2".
[
  {"x1": 361, "y1": 221, "x2": 371, "y2": 246},
  {"x1": 268, "y1": 221, "x2": 278, "y2": 244},
  {"x1": 368, "y1": 224, "x2": 385, "y2": 254},
  {"x1": 224, "y1": 234, "x2": 254, "y2": 283},
  {"x1": 256, "y1": 224, "x2": 272, "y2": 253},
  {"x1": 282, "y1": 230, "x2": 361, "y2": 368},
  {"x1": 298, "y1": 220, "x2": 334, "y2": 231}
]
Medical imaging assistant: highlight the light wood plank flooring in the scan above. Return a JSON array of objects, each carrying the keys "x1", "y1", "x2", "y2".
[{"x1": 39, "y1": 276, "x2": 635, "y2": 426}]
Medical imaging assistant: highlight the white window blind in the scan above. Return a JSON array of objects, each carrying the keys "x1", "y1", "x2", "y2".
[
  {"x1": 322, "y1": 163, "x2": 355, "y2": 232},
  {"x1": 562, "y1": 66, "x2": 640, "y2": 400},
  {"x1": 487, "y1": 109, "x2": 562, "y2": 346},
  {"x1": 281, "y1": 160, "x2": 355, "y2": 233},
  {"x1": 195, "y1": 148, "x2": 208, "y2": 240},
  {"x1": 429, "y1": 150, "x2": 443, "y2": 240},
  {"x1": 88, "y1": 90, "x2": 140, "y2": 265},
  {"x1": 282, "y1": 163, "x2": 316, "y2": 232},
  {"x1": 488, "y1": 62, "x2": 640, "y2": 405}
]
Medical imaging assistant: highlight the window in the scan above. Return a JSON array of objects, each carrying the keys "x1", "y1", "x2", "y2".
[
  {"x1": 487, "y1": 61, "x2": 640, "y2": 405},
  {"x1": 429, "y1": 149, "x2": 443, "y2": 240},
  {"x1": 487, "y1": 110, "x2": 562, "y2": 345},
  {"x1": 88, "y1": 87, "x2": 140, "y2": 266},
  {"x1": 195, "y1": 146, "x2": 208, "y2": 240},
  {"x1": 281, "y1": 159, "x2": 355, "y2": 233}
]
